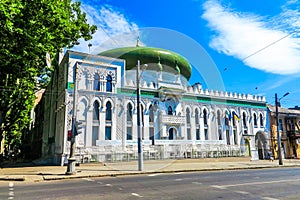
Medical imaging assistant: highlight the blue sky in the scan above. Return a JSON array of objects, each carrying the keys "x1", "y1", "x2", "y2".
[{"x1": 73, "y1": 0, "x2": 300, "y2": 108}]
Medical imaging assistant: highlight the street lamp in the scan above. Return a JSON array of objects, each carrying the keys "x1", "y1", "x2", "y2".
[
  {"x1": 275, "y1": 92, "x2": 290, "y2": 165},
  {"x1": 136, "y1": 60, "x2": 147, "y2": 171}
]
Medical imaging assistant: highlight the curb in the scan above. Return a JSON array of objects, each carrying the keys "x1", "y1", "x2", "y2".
[{"x1": 1, "y1": 164, "x2": 299, "y2": 182}]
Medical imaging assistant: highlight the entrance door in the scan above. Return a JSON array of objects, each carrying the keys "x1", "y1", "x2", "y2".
[{"x1": 169, "y1": 128, "x2": 176, "y2": 140}]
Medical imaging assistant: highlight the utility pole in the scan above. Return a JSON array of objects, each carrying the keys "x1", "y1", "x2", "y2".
[
  {"x1": 136, "y1": 60, "x2": 143, "y2": 171},
  {"x1": 275, "y1": 93, "x2": 283, "y2": 165},
  {"x1": 66, "y1": 65, "x2": 79, "y2": 175},
  {"x1": 275, "y1": 92, "x2": 290, "y2": 166}
]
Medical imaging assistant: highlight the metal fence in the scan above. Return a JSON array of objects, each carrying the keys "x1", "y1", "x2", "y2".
[{"x1": 73, "y1": 144, "x2": 245, "y2": 163}]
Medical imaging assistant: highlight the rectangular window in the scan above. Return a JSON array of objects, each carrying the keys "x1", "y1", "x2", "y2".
[
  {"x1": 92, "y1": 126, "x2": 99, "y2": 146},
  {"x1": 105, "y1": 126, "x2": 111, "y2": 140},
  {"x1": 233, "y1": 129, "x2": 237, "y2": 145},
  {"x1": 187, "y1": 128, "x2": 191, "y2": 140},
  {"x1": 279, "y1": 119, "x2": 283, "y2": 131},
  {"x1": 196, "y1": 129, "x2": 200, "y2": 140},
  {"x1": 127, "y1": 127, "x2": 132, "y2": 140},
  {"x1": 204, "y1": 129, "x2": 208, "y2": 140},
  {"x1": 218, "y1": 129, "x2": 222, "y2": 140},
  {"x1": 226, "y1": 130, "x2": 230, "y2": 145}
]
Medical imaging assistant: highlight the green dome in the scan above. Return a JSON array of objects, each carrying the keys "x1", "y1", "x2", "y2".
[{"x1": 99, "y1": 47, "x2": 192, "y2": 80}]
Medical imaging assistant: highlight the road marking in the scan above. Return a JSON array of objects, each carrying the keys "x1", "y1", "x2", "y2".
[
  {"x1": 192, "y1": 182, "x2": 202, "y2": 185},
  {"x1": 210, "y1": 185, "x2": 227, "y2": 190},
  {"x1": 235, "y1": 191, "x2": 250, "y2": 195},
  {"x1": 82, "y1": 178, "x2": 94, "y2": 182},
  {"x1": 97, "y1": 181, "x2": 103, "y2": 184},
  {"x1": 8, "y1": 182, "x2": 14, "y2": 200},
  {"x1": 148, "y1": 174, "x2": 160, "y2": 177},
  {"x1": 131, "y1": 193, "x2": 143, "y2": 198},
  {"x1": 262, "y1": 197, "x2": 279, "y2": 200},
  {"x1": 175, "y1": 178, "x2": 183, "y2": 181},
  {"x1": 105, "y1": 184, "x2": 112, "y2": 187},
  {"x1": 211, "y1": 178, "x2": 300, "y2": 189}
]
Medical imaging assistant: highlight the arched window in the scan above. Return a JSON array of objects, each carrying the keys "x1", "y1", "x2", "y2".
[
  {"x1": 203, "y1": 109, "x2": 208, "y2": 126},
  {"x1": 93, "y1": 101, "x2": 100, "y2": 120},
  {"x1": 149, "y1": 105, "x2": 155, "y2": 144},
  {"x1": 260, "y1": 113, "x2": 264, "y2": 127},
  {"x1": 195, "y1": 109, "x2": 200, "y2": 140},
  {"x1": 105, "y1": 101, "x2": 112, "y2": 140},
  {"x1": 168, "y1": 106, "x2": 173, "y2": 115},
  {"x1": 232, "y1": 111, "x2": 236, "y2": 127},
  {"x1": 217, "y1": 110, "x2": 222, "y2": 126},
  {"x1": 106, "y1": 75, "x2": 112, "y2": 92},
  {"x1": 203, "y1": 109, "x2": 208, "y2": 140},
  {"x1": 94, "y1": 74, "x2": 100, "y2": 91},
  {"x1": 195, "y1": 109, "x2": 199, "y2": 125},
  {"x1": 105, "y1": 101, "x2": 112, "y2": 121},
  {"x1": 243, "y1": 112, "x2": 247, "y2": 128},
  {"x1": 217, "y1": 110, "x2": 222, "y2": 140},
  {"x1": 225, "y1": 112, "x2": 230, "y2": 145},
  {"x1": 127, "y1": 103, "x2": 133, "y2": 122},
  {"x1": 253, "y1": 113, "x2": 257, "y2": 127},
  {"x1": 186, "y1": 108, "x2": 191, "y2": 124},
  {"x1": 127, "y1": 103, "x2": 133, "y2": 140}
]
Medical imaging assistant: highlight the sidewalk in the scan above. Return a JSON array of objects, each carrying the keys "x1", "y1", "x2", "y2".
[{"x1": 1, "y1": 157, "x2": 300, "y2": 182}]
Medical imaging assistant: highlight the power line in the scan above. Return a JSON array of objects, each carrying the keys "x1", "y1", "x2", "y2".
[{"x1": 224, "y1": 31, "x2": 295, "y2": 71}]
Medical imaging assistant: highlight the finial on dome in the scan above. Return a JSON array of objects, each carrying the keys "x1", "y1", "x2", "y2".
[
  {"x1": 175, "y1": 60, "x2": 180, "y2": 74},
  {"x1": 157, "y1": 55, "x2": 163, "y2": 71},
  {"x1": 136, "y1": 35, "x2": 140, "y2": 47}
]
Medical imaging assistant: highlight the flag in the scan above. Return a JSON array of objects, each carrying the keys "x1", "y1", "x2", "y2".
[
  {"x1": 232, "y1": 111, "x2": 240, "y2": 120},
  {"x1": 225, "y1": 110, "x2": 231, "y2": 121}
]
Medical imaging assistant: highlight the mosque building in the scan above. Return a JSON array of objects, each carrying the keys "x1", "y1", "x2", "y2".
[{"x1": 37, "y1": 45, "x2": 268, "y2": 165}]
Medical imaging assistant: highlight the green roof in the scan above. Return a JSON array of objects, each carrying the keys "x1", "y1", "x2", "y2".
[{"x1": 99, "y1": 47, "x2": 192, "y2": 80}]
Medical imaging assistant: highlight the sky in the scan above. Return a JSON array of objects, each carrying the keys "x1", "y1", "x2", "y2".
[{"x1": 72, "y1": 0, "x2": 300, "y2": 108}]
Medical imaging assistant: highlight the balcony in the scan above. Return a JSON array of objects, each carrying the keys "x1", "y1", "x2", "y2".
[
  {"x1": 161, "y1": 115, "x2": 185, "y2": 125},
  {"x1": 287, "y1": 130, "x2": 300, "y2": 138}
]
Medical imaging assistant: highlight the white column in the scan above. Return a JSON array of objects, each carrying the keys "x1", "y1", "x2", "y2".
[
  {"x1": 144, "y1": 115, "x2": 150, "y2": 140},
  {"x1": 99, "y1": 111, "x2": 106, "y2": 140},
  {"x1": 85, "y1": 109, "x2": 93, "y2": 147}
]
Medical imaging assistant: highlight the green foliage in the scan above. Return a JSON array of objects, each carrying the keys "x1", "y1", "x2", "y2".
[{"x1": 0, "y1": 0, "x2": 97, "y2": 156}]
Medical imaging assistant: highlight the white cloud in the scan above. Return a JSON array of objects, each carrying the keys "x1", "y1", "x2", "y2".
[
  {"x1": 202, "y1": 0, "x2": 300, "y2": 75},
  {"x1": 71, "y1": 4, "x2": 140, "y2": 54}
]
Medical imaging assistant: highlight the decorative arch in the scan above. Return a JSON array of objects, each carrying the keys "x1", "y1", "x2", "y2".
[
  {"x1": 77, "y1": 97, "x2": 88, "y2": 121},
  {"x1": 259, "y1": 113, "x2": 264, "y2": 127},
  {"x1": 168, "y1": 126, "x2": 179, "y2": 140},
  {"x1": 253, "y1": 112, "x2": 258, "y2": 127},
  {"x1": 186, "y1": 107, "x2": 191, "y2": 124},
  {"x1": 93, "y1": 100, "x2": 100, "y2": 120},
  {"x1": 94, "y1": 73, "x2": 101, "y2": 91},
  {"x1": 90, "y1": 96, "x2": 102, "y2": 108},
  {"x1": 103, "y1": 98, "x2": 114, "y2": 110},
  {"x1": 106, "y1": 74, "x2": 112, "y2": 92},
  {"x1": 255, "y1": 131, "x2": 267, "y2": 159}
]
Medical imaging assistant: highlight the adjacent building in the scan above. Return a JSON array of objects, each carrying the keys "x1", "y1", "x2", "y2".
[
  {"x1": 34, "y1": 46, "x2": 268, "y2": 165},
  {"x1": 268, "y1": 105, "x2": 300, "y2": 159}
]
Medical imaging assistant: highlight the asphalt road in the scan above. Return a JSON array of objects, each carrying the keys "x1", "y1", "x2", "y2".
[{"x1": 1, "y1": 167, "x2": 300, "y2": 200}]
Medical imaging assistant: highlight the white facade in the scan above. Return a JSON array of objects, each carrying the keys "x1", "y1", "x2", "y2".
[{"x1": 41, "y1": 50, "x2": 269, "y2": 165}]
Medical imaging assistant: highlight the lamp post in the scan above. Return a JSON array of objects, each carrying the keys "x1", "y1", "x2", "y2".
[
  {"x1": 275, "y1": 92, "x2": 290, "y2": 165},
  {"x1": 136, "y1": 60, "x2": 143, "y2": 171}
]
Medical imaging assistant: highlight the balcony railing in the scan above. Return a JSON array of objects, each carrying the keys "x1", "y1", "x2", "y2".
[
  {"x1": 161, "y1": 115, "x2": 185, "y2": 124},
  {"x1": 287, "y1": 130, "x2": 300, "y2": 138}
]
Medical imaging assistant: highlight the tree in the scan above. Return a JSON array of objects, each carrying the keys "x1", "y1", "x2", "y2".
[{"x1": 0, "y1": 0, "x2": 97, "y2": 157}]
